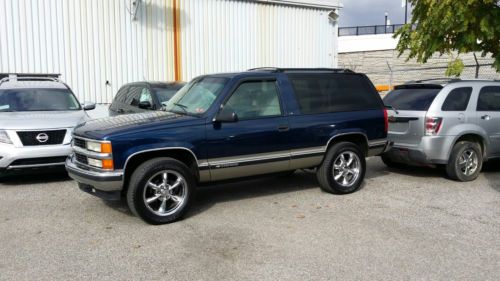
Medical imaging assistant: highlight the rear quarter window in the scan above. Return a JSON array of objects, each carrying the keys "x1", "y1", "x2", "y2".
[
  {"x1": 288, "y1": 73, "x2": 382, "y2": 114},
  {"x1": 383, "y1": 88, "x2": 441, "y2": 111},
  {"x1": 441, "y1": 87, "x2": 472, "y2": 111}
]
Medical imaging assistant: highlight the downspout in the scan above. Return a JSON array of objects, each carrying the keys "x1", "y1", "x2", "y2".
[{"x1": 173, "y1": 0, "x2": 182, "y2": 81}]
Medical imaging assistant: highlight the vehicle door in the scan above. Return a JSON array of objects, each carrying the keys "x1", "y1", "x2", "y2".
[
  {"x1": 205, "y1": 78, "x2": 291, "y2": 181},
  {"x1": 109, "y1": 85, "x2": 129, "y2": 116},
  {"x1": 475, "y1": 85, "x2": 500, "y2": 156}
]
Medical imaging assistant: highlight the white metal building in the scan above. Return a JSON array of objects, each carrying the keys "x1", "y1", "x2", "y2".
[{"x1": 0, "y1": 0, "x2": 342, "y2": 103}]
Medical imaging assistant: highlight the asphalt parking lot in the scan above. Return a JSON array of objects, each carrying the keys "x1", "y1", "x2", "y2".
[{"x1": 0, "y1": 157, "x2": 499, "y2": 281}]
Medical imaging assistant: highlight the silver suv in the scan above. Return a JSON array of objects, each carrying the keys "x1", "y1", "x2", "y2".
[
  {"x1": 0, "y1": 75, "x2": 95, "y2": 177},
  {"x1": 381, "y1": 79, "x2": 500, "y2": 181}
]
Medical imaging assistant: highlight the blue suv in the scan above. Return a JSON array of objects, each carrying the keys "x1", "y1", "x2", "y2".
[{"x1": 66, "y1": 68, "x2": 390, "y2": 224}]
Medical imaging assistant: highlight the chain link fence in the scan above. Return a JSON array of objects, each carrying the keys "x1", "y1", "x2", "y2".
[{"x1": 365, "y1": 63, "x2": 500, "y2": 91}]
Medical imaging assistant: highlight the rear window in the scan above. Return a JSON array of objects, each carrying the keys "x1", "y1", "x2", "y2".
[
  {"x1": 154, "y1": 85, "x2": 183, "y2": 104},
  {"x1": 288, "y1": 73, "x2": 382, "y2": 114},
  {"x1": 383, "y1": 88, "x2": 440, "y2": 111}
]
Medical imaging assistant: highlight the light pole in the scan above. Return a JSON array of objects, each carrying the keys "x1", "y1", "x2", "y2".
[
  {"x1": 404, "y1": 0, "x2": 408, "y2": 24},
  {"x1": 385, "y1": 11, "x2": 388, "y2": 26}
]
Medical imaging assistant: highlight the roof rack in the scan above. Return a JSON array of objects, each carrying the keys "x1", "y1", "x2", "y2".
[
  {"x1": 405, "y1": 77, "x2": 461, "y2": 84},
  {"x1": 247, "y1": 67, "x2": 355, "y2": 73},
  {"x1": 0, "y1": 73, "x2": 62, "y2": 86}
]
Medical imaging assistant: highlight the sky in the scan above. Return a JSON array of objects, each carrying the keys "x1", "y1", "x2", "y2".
[{"x1": 339, "y1": 0, "x2": 413, "y2": 27}]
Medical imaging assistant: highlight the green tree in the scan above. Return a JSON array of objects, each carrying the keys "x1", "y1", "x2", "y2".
[{"x1": 395, "y1": 0, "x2": 500, "y2": 75}]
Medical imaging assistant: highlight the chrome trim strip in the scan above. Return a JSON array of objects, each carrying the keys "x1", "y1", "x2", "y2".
[
  {"x1": 7, "y1": 162, "x2": 66, "y2": 169},
  {"x1": 326, "y1": 132, "x2": 369, "y2": 150},
  {"x1": 73, "y1": 146, "x2": 112, "y2": 159},
  {"x1": 208, "y1": 151, "x2": 290, "y2": 166},
  {"x1": 368, "y1": 139, "x2": 388, "y2": 147},
  {"x1": 290, "y1": 147, "x2": 325, "y2": 156},
  {"x1": 66, "y1": 158, "x2": 124, "y2": 178}
]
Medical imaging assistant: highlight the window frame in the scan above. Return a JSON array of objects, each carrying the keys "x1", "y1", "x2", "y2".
[
  {"x1": 219, "y1": 78, "x2": 284, "y2": 121},
  {"x1": 441, "y1": 87, "x2": 473, "y2": 111},
  {"x1": 477, "y1": 86, "x2": 500, "y2": 112}
]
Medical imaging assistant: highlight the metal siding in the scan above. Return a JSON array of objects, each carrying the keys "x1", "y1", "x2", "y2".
[
  {"x1": 0, "y1": 0, "x2": 176, "y2": 103},
  {"x1": 179, "y1": 0, "x2": 337, "y2": 80},
  {"x1": 0, "y1": 0, "x2": 338, "y2": 103}
]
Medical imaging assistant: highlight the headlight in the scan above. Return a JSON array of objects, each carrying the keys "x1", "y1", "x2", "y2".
[
  {"x1": 86, "y1": 141, "x2": 112, "y2": 153},
  {"x1": 87, "y1": 158, "x2": 114, "y2": 170},
  {"x1": 0, "y1": 130, "x2": 12, "y2": 144}
]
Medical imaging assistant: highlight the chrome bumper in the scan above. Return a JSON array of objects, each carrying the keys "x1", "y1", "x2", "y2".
[{"x1": 65, "y1": 155, "x2": 123, "y2": 192}]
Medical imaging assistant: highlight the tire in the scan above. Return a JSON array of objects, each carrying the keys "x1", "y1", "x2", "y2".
[
  {"x1": 126, "y1": 157, "x2": 195, "y2": 224},
  {"x1": 316, "y1": 142, "x2": 366, "y2": 194},
  {"x1": 380, "y1": 154, "x2": 399, "y2": 168},
  {"x1": 446, "y1": 141, "x2": 483, "y2": 182}
]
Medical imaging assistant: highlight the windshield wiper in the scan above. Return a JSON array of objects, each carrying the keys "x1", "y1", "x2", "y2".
[{"x1": 170, "y1": 102, "x2": 190, "y2": 115}]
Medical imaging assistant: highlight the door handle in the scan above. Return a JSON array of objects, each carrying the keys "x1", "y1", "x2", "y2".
[
  {"x1": 277, "y1": 125, "x2": 289, "y2": 132},
  {"x1": 481, "y1": 115, "x2": 491, "y2": 120}
]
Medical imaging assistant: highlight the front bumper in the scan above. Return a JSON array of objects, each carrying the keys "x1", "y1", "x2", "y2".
[
  {"x1": 0, "y1": 142, "x2": 72, "y2": 170},
  {"x1": 65, "y1": 155, "x2": 124, "y2": 199}
]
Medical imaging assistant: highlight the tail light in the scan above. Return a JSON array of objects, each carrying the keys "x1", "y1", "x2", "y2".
[
  {"x1": 425, "y1": 117, "x2": 443, "y2": 135},
  {"x1": 383, "y1": 108, "x2": 388, "y2": 134}
]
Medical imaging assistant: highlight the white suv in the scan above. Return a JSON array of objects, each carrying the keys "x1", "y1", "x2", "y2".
[
  {"x1": 382, "y1": 79, "x2": 500, "y2": 181},
  {"x1": 0, "y1": 74, "x2": 95, "y2": 177}
]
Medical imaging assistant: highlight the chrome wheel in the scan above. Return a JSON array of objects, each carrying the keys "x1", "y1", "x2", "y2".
[
  {"x1": 143, "y1": 170, "x2": 187, "y2": 216},
  {"x1": 333, "y1": 151, "x2": 361, "y2": 187},
  {"x1": 457, "y1": 149, "x2": 479, "y2": 176}
]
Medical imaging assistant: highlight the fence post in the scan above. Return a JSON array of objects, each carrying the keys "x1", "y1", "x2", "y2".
[
  {"x1": 386, "y1": 60, "x2": 393, "y2": 89},
  {"x1": 473, "y1": 53, "x2": 480, "y2": 79}
]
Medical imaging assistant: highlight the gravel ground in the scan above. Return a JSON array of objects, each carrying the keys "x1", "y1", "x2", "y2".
[{"x1": 0, "y1": 157, "x2": 499, "y2": 281}]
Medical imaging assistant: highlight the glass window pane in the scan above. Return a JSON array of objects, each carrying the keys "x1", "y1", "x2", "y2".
[
  {"x1": 441, "y1": 87, "x2": 472, "y2": 111},
  {"x1": 477, "y1": 86, "x2": 500, "y2": 111},
  {"x1": 224, "y1": 80, "x2": 281, "y2": 120}
]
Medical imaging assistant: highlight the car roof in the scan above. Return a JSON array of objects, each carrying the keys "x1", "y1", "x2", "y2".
[
  {"x1": 0, "y1": 80, "x2": 68, "y2": 90},
  {"x1": 398, "y1": 78, "x2": 500, "y2": 89},
  {"x1": 124, "y1": 81, "x2": 186, "y2": 88},
  {"x1": 195, "y1": 68, "x2": 358, "y2": 80}
]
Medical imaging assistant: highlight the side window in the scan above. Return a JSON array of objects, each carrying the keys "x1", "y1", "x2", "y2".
[
  {"x1": 125, "y1": 86, "x2": 142, "y2": 107},
  {"x1": 289, "y1": 74, "x2": 381, "y2": 114},
  {"x1": 477, "y1": 86, "x2": 500, "y2": 111},
  {"x1": 139, "y1": 87, "x2": 153, "y2": 103},
  {"x1": 114, "y1": 86, "x2": 129, "y2": 103},
  {"x1": 224, "y1": 80, "x2": 281, "y2": 120},
  {"x1": 441, "y1": 87, "x2": 472, "y2": 111}
]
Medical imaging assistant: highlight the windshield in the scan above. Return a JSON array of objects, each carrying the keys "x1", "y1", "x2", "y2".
[
  {"x1": 383, "y1": 88, "x2": 441, "y2": 111},
  {"x1": 154, "y1": 85, "x2": 183, "y2": 104},
  {"x1": 163, "y1": 77, "x2": 228, "y2": 115},
  {"x1": 0, "y1": 88, "x2": 81, "y2": 112}
]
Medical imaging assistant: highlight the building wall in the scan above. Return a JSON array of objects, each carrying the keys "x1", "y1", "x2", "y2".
[{"x1": 0, "y1": 0, "x2": 340, "y2": 103}]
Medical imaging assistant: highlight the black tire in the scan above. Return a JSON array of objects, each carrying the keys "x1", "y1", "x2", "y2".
[
  {"x1": 317, "y1": 142, "x2": 366, "y2": 194},
  {"x1": 446, "y1": 141, "x2": 483, "y2": 182},
  {"x1": 380, "y1": 154, "x2": 399, "y2": 168},
  {"x1": 126, "y1": 157, "x2": 195, "y2": 224}
]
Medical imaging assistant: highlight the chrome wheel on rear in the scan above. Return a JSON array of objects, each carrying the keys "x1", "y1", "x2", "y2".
[
  {"x1": 332, "y1": 151, "x2": 361, "y2": 187},
  {"x1": 143, "y1": 170, "x2": 187, "y2": 216},
  {"x1": 458, "y1": 149, "x2": 479, "y2": 176}
]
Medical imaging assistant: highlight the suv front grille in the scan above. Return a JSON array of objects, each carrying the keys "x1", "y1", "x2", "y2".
[
  {"x1": 17, "y1": 130, "x2": 67, "y2": 146},
  {"x1": 73, "y1": 138, "x2": 86, "y2": 149},
  {"x1": 75, "y1": 153, "x2": 88, "y2": 165}
]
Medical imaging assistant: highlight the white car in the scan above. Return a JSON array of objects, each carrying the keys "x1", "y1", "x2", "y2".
[{"x1": 0, "y1": 75, "x2": 95, "y2": 177}]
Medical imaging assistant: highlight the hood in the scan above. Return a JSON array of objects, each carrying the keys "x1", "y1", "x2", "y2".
[
  {"x1": 0, "y1": 110, "x2": 88, "y2": 130},
  {"x1": 73, "y1": 111, "x2": 202, "y2": 139}
]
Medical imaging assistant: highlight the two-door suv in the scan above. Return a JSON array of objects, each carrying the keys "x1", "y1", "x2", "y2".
[
  {"x1": 66, "y1": 68, "x2": 390, "y2": 224},
  {"x1": 382, "y1": 79, "x2": 500, "y2": 181}
]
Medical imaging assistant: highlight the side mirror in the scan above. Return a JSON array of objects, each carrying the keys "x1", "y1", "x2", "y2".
[
  {"x1": 214, "y1": 110, "x2": 238, "y2": 123},
  {"x1": 138, "y1": 101, "x2": 152, "y2": 109},
  {"x1": 82, "y1": 102, "x2": 96, "y2": 111}
]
